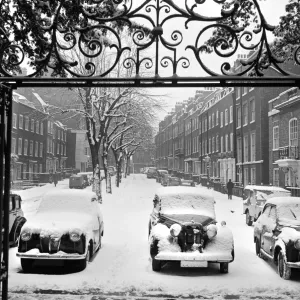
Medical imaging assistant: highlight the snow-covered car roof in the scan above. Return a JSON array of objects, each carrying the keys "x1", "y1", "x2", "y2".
[
  {"x1": 265, "y1": 196, "x2": 300, "y2": 206},
  {"x1": 158, "y1": 170, "x2": 168, "y2": 173},
  {"x1": 244, "y1": 185, "x2": 290, "y2": 193},
  {"x1": 37, "y1": 190, "x2": 97, "y2": 214},
  {"x1": 155, "y1": 187, "x2": 215, "y2": 219}
]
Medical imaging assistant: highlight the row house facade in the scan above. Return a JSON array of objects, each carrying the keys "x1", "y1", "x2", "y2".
[
  {"x1": 155, "y1": 84, "x2": 276, "y2": 187},
  {"x1": 269, "y1": 87, "x2": 300, "y2": 191},
  {"x1": 11, "y1": 92, "x2": 68, "y2": 183}
]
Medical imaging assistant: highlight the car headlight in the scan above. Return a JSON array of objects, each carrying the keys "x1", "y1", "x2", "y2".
[
  {"x1": 20, "y1": 230, "x2": 32, "y2": 242},
  {"x1": 206, "y1": 224, "x2": 218, "y2": 239},
  {"x1": 294, "y1": 239, "x2": 300, "y2": 250},
  {"x1": 69, "y1": 231, "x2": 81, "y2": 242},
  {"x1": 170, "y1": 224, "x2": 182, "y2": 237}
]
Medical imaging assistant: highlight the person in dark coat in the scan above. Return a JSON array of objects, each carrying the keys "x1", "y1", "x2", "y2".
[
  {"x1": 226, "y1": 179, "x2": 234, "y2": 200},
  {"x1": 53, "y1": 171, "x2": 58, "y2": 187}
]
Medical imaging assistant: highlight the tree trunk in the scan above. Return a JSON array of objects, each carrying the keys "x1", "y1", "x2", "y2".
[
  {"x1": 126, "y1": 156, "x2": 131, "y2": 176},
  {"x1": 103, "y1": 140, "x2": 112, "y2": 194}
]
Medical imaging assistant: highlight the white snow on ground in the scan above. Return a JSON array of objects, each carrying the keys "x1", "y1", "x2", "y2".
[{"x1": 7, "y1": 175, "x2": 300, "y2": 299}]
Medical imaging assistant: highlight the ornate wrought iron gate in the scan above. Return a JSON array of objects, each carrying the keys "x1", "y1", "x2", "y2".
[{"x1": 0, "y1": 0, "x2": 300, "y2": 299}]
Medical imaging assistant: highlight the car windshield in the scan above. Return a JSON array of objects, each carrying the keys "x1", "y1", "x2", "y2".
[
  {"x1": 158, "y1": 189, "x2": 216, "y2": 220},
  {"x1": 278, "y1": 204, "x2": 300, "y2": 225}
]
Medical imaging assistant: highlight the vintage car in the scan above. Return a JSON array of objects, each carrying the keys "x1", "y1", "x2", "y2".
[
  {"x1": 148, "y1": 187, "x2": 234, "y2": 273},
  {"x1": 8, "y1": 193, "x2": 27, "y2": 247},
  {"x1": 147, "y1": 167, "x2": 158, "y2": 179},
  {"x1": 254, "y1": 197, "x2": 300, "y2": 280},
  {"x1": 180, "y1": 179, "x2": 196, "y2": 187},
  {"x1": 69, "y1": 174, "x2": 89, "y2": 189},
  {"x1": 161, "y1": 174, "x2": 181, "y2": 186},
  {"x1": 17, "y1": 190, "x2": 104, "y2": 272},
  {"x1": 243, "y1": 185, "x2": 291, "y2": 226},
  {"x1": 156, "y1": 170, "x2": 168, "y2": 183}
]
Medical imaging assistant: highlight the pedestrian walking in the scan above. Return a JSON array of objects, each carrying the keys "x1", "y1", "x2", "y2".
[
  {"x1": 226, "y1": 179, "x2": 234, "y2": 200},
  {"x1": 53, "y1": 171, "x2": 58, "y2": 187}
]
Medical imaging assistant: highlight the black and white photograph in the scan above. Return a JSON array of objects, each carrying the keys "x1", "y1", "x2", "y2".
[{"x1": 1, "y1": 1, "x2": 300, "y2": 299}]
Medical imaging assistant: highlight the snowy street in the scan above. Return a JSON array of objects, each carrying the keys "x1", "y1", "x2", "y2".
[{"x1": 8, "y1": 175, "x2": 300, "y2": 300}]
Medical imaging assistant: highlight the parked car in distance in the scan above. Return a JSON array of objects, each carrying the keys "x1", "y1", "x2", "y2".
[
  {"x1": 149, "y1": 187, "x2": 234, "y2": 273},
  {"x1": 107, "y1": 166, "x2": 117, "y2": 176},
  {"x1": 243, "y1": 185, "x2": 291, "y2": 226},
  {"x1": 17, "y1": 190, "x2": 104, "y2": 272},
  {"x1": 161, "y1": 174, "x2": 181, "y2": 186},
  {"x1": 254, "y1": 197, "x2": 300, "y2": 280},
  {"x1": 180, "y1": 179, "x2": 195, "y2": 187},
  {"x1": 7, "y1": 194, "x2": 27, "y2": 247},
  {"x1": 147, "y1": 167, "x2": 158, "y2": 179},
  {"x1": 156, "y1": 170, "x2": 168, "y2": 183},
  {"x1": 69, "y1": 174, "x2": 88, "y2": 189}
]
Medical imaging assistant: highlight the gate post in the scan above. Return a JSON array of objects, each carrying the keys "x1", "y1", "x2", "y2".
[{"x1": 0, "y1": 85, "x2": 13, "y2": 300}]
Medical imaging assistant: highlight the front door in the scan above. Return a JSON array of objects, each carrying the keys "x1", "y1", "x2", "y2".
[{"x1": 29, "y1": 163, "x2": 33, "y2": 180}]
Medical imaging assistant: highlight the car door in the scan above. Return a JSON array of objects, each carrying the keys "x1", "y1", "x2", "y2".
[{"x1": 261, "y1": 205, "x2": 277, "y2": 255}]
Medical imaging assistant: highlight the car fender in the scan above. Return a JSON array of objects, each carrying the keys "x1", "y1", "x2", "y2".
[
  {"x1": 9, "y1": 216, "x2": 26, "y2": 241},
  {"x1": 274, "y1": 239, "x2": 286, "y2": 263}
]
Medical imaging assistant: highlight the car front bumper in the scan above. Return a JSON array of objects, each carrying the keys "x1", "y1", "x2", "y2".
[
  {"x1": 17, "y1": 249, "x2": 87, "y2": 260},
  {"x1": 155, "y1": 251, "x2": 233, "y2": 263}
]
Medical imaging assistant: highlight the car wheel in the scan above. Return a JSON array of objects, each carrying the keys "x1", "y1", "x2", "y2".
[
  {"x1": 246, "y1": 211, "x2": 253, "y2": 226},
  {"x1": 255, "y1": 238, "x2": 262, "y2": 257},
  {"x1": 152, "y1": 258, "x2": 162, "y2": 272},
  {"x1": 278, "y1": 250, "x2": 291, "y2": 280},
  {"x1": 21, "y1": 258, "x2": 34, "y2": 273},
  {"x1": 220, "y1": 262, "x2": 229, "y2": 274}
]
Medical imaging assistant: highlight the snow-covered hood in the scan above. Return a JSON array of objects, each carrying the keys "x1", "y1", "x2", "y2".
[
  {"x1": 278, "y1": 226, "x2": 300, "y2": 244},
  {"x1": 21, "y1": 212, "x2": 97, "y2": 238},
  {"x1": 161, "y1": 212, "x2": 215, "y2": 227}
]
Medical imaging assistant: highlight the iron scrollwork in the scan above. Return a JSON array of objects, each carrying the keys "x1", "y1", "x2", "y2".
[{"x1": 0, "y1": 0, "x2": 299, "y2": 79}]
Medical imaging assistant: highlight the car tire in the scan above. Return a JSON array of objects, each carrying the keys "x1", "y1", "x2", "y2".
[
  {"x1": 278, "y1": 250, "x2": 291, "y2": 280},
  {"x1": 246, "y1": 211, "x2": 253, "y2": 226},
  {"x1": 21, "y1": 258, "x2": 34, "y2": 273},
  {"x1": 255, "y1": 238, "x2": 262, "y2": 257},
  {"x1": 152, "y1": 258, "x2": 162, "y2": 271},
  {"x1": 220, "y1": 262, "x2": 229, "y2": 274}
]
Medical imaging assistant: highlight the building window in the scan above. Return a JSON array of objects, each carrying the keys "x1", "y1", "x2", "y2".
[
  {"x1": 236, "y1": 87, "x2": 241, "y2": 99},
  {"x1": 225, "y1": 109, "x2": 228, "y2": 125},
  {"x1": 242, "y1": 86, "x2": 248, "y2": 95},
  {"x1": 16, "y1": 164, "x2": 22, "y2": 180},
  {"x1": 12, "y1": 138, "x2": 16, "y2": 154},
  {"x1": 208, "y1": 115, "x2": 211, "y2": 129},
  {"x1": 250, "y1": 132, "x2": 256, "y2": 161},
  {"x1": 39, "y1": 164, "x2": 43, "y2": 174},
  {"x1": 18, "y1": 138, "x2": 22, "y2": 155},
  {"x1": 31, "y1": 119, "x2": 35, "y2": 132},
  {"x1": 250, "y1": 98, "x2": 255, "y2": 122},
  {"x1": 212, "y1": 137, "x2": 215, "y2": 153},
  {"x1": 29, "y1": 140, "x2": 33, "y2": 156},
  {"x1": 225, "y1": 134, "x2": 228, "y2": 152},
  {"x1": 220, "y1": 112, "x2": 223, "y2": 127},
  {"x1": 244, "y1": 135, "x2": 249, "y2": 162},
  {"x1": 23, "y1": 164, "x2": 27, "y2": 179},
  {"x1": 212, "y1": 113, "x2": 215, "y2": 128},
  {"x1": 221, "y1": 136, "x2": 224, "y2": 153},
  {"x1": 243, "y1": 103, "x2": 248, "y2": 126},
  {"x1": 13, "y1": 113, "x2": 17, "y2": 128},
  {"x1": 230, "y1": 133, "x2": 233, "y2": 152},
  {"x1": 244, "y1": 168, "x2": 249, "y2": 186},
  {"x1": 36, "y1": 121, "x2": 39, "y2": 134},
  {"x1": 19, "y1": 115, "x2": 23, "y2": 129},
  {"x1": 251, "y1": 167, "x2": 256, "y2": 184},
  {"x1": 237, "y1": 107, "x2": 241, "y2": 128},
  {"x1": 273, "y1": 168, "x2": 279, "y2": 186},
  {"x1": 237, "y1": 138, "x2": 242, "y2": 163},
  {"x1": 216, "y1": 135, "x2": 219, "y2": 152},
  {"x1": 209, "y1": 138, "x2": 211, "y2": 153},
  {"x1": 25, "y1": 116, "x2": 29, "y2": 130},
  {"x1": 273, "y1": 126, "x2": 279, "y2": 149},
  {"x1": 216, "y1": 111, "x2": 219, "y2": 125},
  {"x1": 35, "y1": 141, "x2": 39, "y2": 157},
  {"x1": 39, "y1": 142, "x2": 43, "y2": 157},
  {"x1": 40, "y1": 122, "x2": 44, "y2": 135},
  {"x1": 24, "y1": 139, "x2": 28, "y2": 156},
  {"x1": 57, "y1": 143, "x2": 60, "y2": 154},
  {"x1": 289, "y1": 118, "x2": 298, "y2": 146},
  {"x1": 229, "y1": 106, "x2": 233, "y2": 123}
]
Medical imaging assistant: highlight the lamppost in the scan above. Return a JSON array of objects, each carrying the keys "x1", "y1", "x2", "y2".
[{"x1": 204, "y1": 155, "x2": 210, "y2": 187}]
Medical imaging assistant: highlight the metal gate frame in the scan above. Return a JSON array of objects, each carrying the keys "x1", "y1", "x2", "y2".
[{"x1": 1, "y1": 1, "x2": 300, "y2": 299}]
